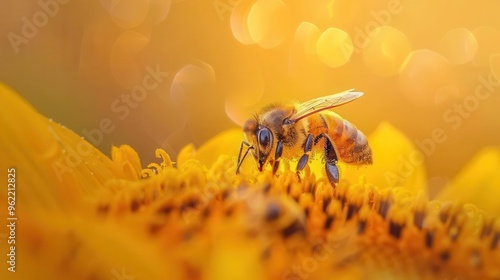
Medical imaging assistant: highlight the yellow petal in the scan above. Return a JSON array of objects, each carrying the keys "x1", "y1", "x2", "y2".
[
  {"x1": 176, "y1": 143, "x2": 196, "y2": 167},
  {"x1": 0, "y1": 83, "x2": 126, "y2": 213},
  {"x1": 111, "y1": 145, "x2": 143, "y2": 180},
  {"x1": 437, "y1": 147, "x2": 500, "y2": 215},
  {"x1": 14, "y1": 212, "x2": 177, "y2": 280},
  {"x1": 207, "y1": 234, "x2": 264, "y2": 280},
  {"x1": 343, "y1": 122, "x2": 427, "y2": 197},
  {"x1": 182, "y1": 128, "x2": 245, "y2": 170},
  {"x1": 4, "y1": 81, "x2": 498, "y2": 280}
]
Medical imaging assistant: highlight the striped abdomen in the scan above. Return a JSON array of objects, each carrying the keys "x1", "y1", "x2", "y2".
[{"x1": 307, "y1": 111, "x2": 372, "y2": 165}]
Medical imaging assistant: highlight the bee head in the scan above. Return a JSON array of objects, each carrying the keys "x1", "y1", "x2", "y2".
[{"x1": 243, "y1": 118, "x2": 274, "y2": 171}]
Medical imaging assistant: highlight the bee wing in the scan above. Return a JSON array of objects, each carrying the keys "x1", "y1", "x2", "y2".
[{"x1": 288, "y1": 89, "x2": 364, "y2": 123}]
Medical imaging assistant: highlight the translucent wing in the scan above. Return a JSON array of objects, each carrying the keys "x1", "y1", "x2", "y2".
[{"x1": 288, "y1": 89, "x2": 364, "y2": 123}]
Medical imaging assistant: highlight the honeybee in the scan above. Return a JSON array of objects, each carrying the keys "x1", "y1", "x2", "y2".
[{"x1": 236, "y1": 89, "x2": 372, "y2": 184}]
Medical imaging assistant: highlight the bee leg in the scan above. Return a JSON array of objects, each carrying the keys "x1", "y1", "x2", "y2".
[
  {"x1": 236, "y1": 141, "x2": 253, "y2": 174},
  {"x1": 323, "y1": 135, "x2": 340, "y2": 184},
  {"x1": 273, "y1": 140, "x2": 283, "y2": 174},
  {"x1": 296, "y1": 134, "x2": 314, "y2": 179}
]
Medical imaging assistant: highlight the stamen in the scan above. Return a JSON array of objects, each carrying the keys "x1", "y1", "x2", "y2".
[
  {"x1": 324, "y1": 215, "x2": 334, "y2": 229},
  {"x1": 281, "y1": 219, "x2": 305, "y2": 238},
  {"x1": 157, "y1": 203, "x2": 174, "y2": 215},
  {"x1": 96, "y1": 204, "x2": 110, "y2": 214},
  {"x1": 155, "y1": 148, "x2": 174, "y2": 168},
  {"x1": 480, "y1": 218, "x2": 494, "y2": 239},
  {"x1": 469, "y1": 250, "x2": 482, "y2": 268},
  {"x1": 378, "y1": 197, "x2": 392, "y2": 219},
  {"x1": 346, "y1": 203, "x2": 360, "y2": 221},
  {"x1": 389, "y1": 220, "x2": 404, "y2": 239},
  {"x1": 357, "y1": 207, "x2": 369, "y2": 234},
  {"x1": 413, "y1": 210, "x2": 425, "y2": 230},
  {"x1": 388, "y1": 208, "x2": 407, "y2": 239},
  {"x1": 266, "y1": 202, "x2": 281, "y2": 221},
  {"x1": 491, "y1": 232, "x2": 500, "y2": 250},
  {"x1": 147, "y1": 163, "x2": 162, "y2": 173},
  {"x1": 439, "y1": 251, "x2": 450, "y2": 262},
  {"x1": 425, "y1": 231, "x2": 435, "y2": 248},
  {"x1": 130, "y1": 199, "x2": 140, "y2": 212},
  {"x1": 322, "y1": 197, "x2": 331, "y2": 213}
]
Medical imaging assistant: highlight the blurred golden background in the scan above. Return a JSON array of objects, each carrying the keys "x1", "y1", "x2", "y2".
[{"x1": 1, "y1": 0, "x2": 499, "y2": 195}]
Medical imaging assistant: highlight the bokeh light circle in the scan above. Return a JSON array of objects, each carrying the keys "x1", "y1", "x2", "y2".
[
  {"x1": 247, "y1": 0, "x2": 291, "y2": 48},
  {"x1": 362, "y1": 26, "x2": 412, "y2": 77},
  {"x1": 149, "y1": 0, "x2": 171, "y2": 24},
  {"x1": 230, "y1": 1, "x2": 256, "y2": 45},
  {"x1": 316, "y1": 28, "x2": 353, "y2": 68},
  {"x1": 438, "y1": 28, "x2": 478, "y2": 65},
  {"x1": 490, "y1": 54, "x2": 500, "y2": 83},
  {"x1": 472, "y1": 26, "x2": 500, "y2": 67},
  {"x1": 170, "y1": 62, "x2": 216, "y2": 104},
  {"x1": 399, "y1": 49, "x2": 457, "y2": 106},
  {"x1": 294, "y1": 22, "x2": 321, "y2": 56},
  {"x1": 225, "y1": 82, "x2": 265, "y2": 126},
  {"x1": 224, "y1": 67, "x2": 265, "y2": 127},
  {"x1": 100, "y1": 0, "x2": 150, "y2": 29},
  {"x1": 110, "y1": 31, "x2": 150, "y2": 89}
]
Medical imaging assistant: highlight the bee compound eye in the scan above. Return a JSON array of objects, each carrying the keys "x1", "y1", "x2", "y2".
[{"x1": 258, "y1": 128, "x2": 273, "y2": 152}]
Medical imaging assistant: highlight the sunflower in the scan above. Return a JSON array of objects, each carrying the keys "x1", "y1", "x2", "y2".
[{"x1": 0, "y1": 83, "x2": 499, "y2": 280}]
